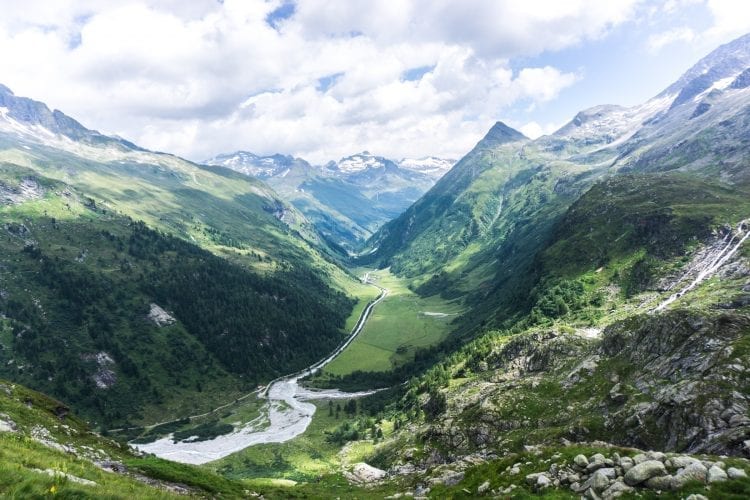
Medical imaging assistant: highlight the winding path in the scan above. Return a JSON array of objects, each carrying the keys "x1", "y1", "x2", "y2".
[{"x1": 134, "y1": 274, "x2": 387, "y2": 464}]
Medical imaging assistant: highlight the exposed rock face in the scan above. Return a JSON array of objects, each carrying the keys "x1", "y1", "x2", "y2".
[
  {"x1": 422, "y1": 308, "x2": 750, "y2": 459},
  {"x1": 0, "y1": 177, "x2": 44, "y2": 205},
  {"x1": 82, "y1": 351, "x2": 117, "y2": 389},
  {"x1": 601, "y1": 312, "x2": 750, "y2": 455},
  {"x1": 147, "y1": 303, "x2": 176, "y2": 327}
]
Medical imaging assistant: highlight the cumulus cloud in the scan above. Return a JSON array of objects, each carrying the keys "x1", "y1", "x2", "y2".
[{"x1": 0, "y1": 0, "x2": 640, "y2": 163}]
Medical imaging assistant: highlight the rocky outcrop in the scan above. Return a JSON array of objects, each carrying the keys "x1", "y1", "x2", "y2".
[
  {"x1": 601, "y1": 312, "x2": 750, "y2": 455},
  {"x1": 0, "y1": 177, "x2": 44, "y2": 205},
  {"x1": 147, "y1": 303, "x2": 176, "y2": 327}
]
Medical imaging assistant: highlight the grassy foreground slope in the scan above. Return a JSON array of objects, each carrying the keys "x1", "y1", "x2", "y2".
[{"x1": 0, "y1": 378, "x2": 257, "y2": 498}]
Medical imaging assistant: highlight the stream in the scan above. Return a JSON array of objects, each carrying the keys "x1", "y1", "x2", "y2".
[
  {"x1": 135, "y1": 277, "x2": 387, "y2": 465},
  {"x1": 654, "y1": 220, "x2": 749, "y2": 312}
]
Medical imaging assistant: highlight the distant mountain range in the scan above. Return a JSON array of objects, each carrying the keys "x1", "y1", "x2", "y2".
[{"x1": 205, "y1": 150, "x2": 454, "y2": 251}]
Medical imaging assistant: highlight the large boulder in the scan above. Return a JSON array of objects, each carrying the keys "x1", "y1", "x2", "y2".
[
  {"x1": 347, "y1": 463, "x2": 387, "y2": 484},
  {"x1": 707, "y1": 465, "x2": 728, "y2": 483},
  {"x1": 672, "y1": 462, "x2": 707, "y2": 489},
  {"x1": 624, "y1": 460, "x2": 667, "y2": 486}
]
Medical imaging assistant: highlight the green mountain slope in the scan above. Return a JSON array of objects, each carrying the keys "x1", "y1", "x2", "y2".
[
  {"x1": 340, "y1": 172, "x2": 750, "y2": 498},
  {"x1": 0, "y1": 87, "x2": 362, "y2": 428},
  {"x1": 362, "y1": 33, "x2": 750, "y2": 335}
]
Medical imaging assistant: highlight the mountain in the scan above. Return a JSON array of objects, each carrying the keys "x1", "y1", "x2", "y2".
[
  {"x1": 206, "y1": 150, "x2": 454, "y2": 251},
  {"x1": 309, "y1": 34, "x2": 750, "y2": 497},
  {"x1": 5, "y1": 31, "x2": 750, "y2": 500},
  {"x1": 0, "y1": 85, "x2": 362, "y2": 428},
  {"x1": 362, "y1": 32, "x2": 750, "y2": 330}
]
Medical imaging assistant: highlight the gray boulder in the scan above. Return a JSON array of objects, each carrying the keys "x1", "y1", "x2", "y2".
[
  {"x1": 601, "y1": 480, "x2": 633, "y2": 499},
  {"x1": 728, "y1": 467, "x2": 748, "y2": 479},
  {"x1": 624, "y1": 460, "x2": 667, "y2": 486},
  {"x1": 644, "y1": 475, "x2": 673, "y2": 490},
  {"x1": 672, "y1": 461, "x2": 708, "y2": 489},
  {"x1": 590, "y1": 469, "x2": 612, "y2": 492},
  {"x1": 708, "y1": 465, "x2": 728, "y2": 483}
]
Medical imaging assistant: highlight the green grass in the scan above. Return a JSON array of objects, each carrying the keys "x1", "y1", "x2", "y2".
[
  {"x1": 0, "y1": 379, "x2": 256, "y2": 499},
  {"x1": 323, "y1": 268, "x2": 463, "y2": 376}
]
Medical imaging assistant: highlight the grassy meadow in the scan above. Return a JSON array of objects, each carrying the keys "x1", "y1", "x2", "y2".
[{"x1": 323, "y1": 268, "x2": 464, "y2": 376}]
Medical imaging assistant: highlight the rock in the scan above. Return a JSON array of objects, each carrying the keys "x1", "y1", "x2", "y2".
[
  {"x1": 619, "y1": 456, "x2": 634, "y2": 472},
  {"x1": 669, "y1": 455, "x2": 701, "y2": 469},
  {"x1": 672, "y1": 461, "x2": 708, "y2": 488},
  {"x1": 477, "y1": 480, "x2": 490, "y2": 494},
  {"x1": 586, "y1": 453, "x2": 607, "y2": 472},
  {"x1": 708, "y1": 465, "x2": 728, "y2": 483},
  {"x1": 0, "y1": 413, "x2": 17, "y2": 433},
  {"x1": 526, "y1": 472, "x2": 545, "y2": 485},
  {"x1": 632, "y1": 453, "x2": 649, "y2": 464},
  {"x1": 348, "y1": 463, "x2": 387, "y2": 484},
  {"x1": 624, "y1": 460, "x2": 667, "y2": 486},
  {"x1": 147, "y1": 303, "x2": 176, "y2": 327},
  {"x1": 566, "y1": 472, "x2": 581, "y2": 483},
  {"x1": 728, "y1": 467, "x2": 748, "y2": 479},
  {"x1": 574, "y1": 454, "x2": 590, "y2": 468},
  {"x1": 590, "y1": 469, "x2": 612, "y2": 492},
  {"x1": 509, "y1": 466, "x2": 520, "y2": 475},
  {"x1": 428, "y1": 471, "x2": 464, "y2": 487},
  {"x1": 685, "y1": 495, "x2": 709, "y2": 500},
  {"x1": 536, "y1": 474, "x2": 552, "y2": 489},
  {"x1": 647, "y1": 451, "x2": 666, "y2": 462},
  {"x1": 601, "y1": 480, "x2": 633, "y2": 499},
  {"x1": 414, "y1": 484, "x2": 430, "y2": 496},
  {"x1": 584, "y1": 487, "x2": 602, "y2": 499},
  {"x1": 644, "y1": 474, "x2": 673, "y2": 490}
]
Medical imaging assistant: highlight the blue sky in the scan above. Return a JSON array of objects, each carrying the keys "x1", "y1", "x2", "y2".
[{"x1": 0, "y1": 0, "x2": 749, "y2": 163}]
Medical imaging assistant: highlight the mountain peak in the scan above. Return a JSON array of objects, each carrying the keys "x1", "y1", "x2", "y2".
[
  {"x1": 0, "y1": 83, "x2": 13, "y2": 96},
  {"x1": 660, "y1": 32, "x2": 750, "y2": 99},
  {"x1": 479, "y1": 121, "x2": 527, "y2": 147}
]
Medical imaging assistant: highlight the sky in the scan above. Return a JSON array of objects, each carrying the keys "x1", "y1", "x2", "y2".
[{"x1": 1, "y1": 0, "x2": 749, "y2": 164}]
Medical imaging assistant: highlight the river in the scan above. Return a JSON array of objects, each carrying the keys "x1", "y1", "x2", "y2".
[{"x1": 134, "y1": 277, "x2": 387, "y2": 465}]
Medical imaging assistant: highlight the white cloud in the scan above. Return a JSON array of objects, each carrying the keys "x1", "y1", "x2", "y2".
[
  {"x1": 0, "y1": 0, "x2": 641, "y2": 163},
  {"x1": 648, "y1": 27, "x2": 695, "y2": 52},
  {"x1": 518, "y1": 121, "x2": 564, "y2": 139},
  {"x1": 703, "y1": 0, "x2": 750, "y2": 41}
]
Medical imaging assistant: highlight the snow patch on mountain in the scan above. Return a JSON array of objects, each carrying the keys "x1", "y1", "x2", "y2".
[
  {"x1": 398, "y1": 156, "x2": 455, "y2": 176},
  {"x1": 332, "y1": 152, "x2": 394, "y2": 173}
]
